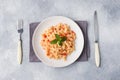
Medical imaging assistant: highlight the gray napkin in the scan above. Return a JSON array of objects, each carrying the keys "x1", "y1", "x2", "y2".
[{"x1": 29, "y1": 21, "x2": 90, "y2": 62}]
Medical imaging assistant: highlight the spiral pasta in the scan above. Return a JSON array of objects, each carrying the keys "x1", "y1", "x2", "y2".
[{"x1": 40, "y1": 23, "x2": 76, "y2": 60}]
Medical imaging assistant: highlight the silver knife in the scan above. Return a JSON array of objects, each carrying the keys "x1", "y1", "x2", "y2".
[{"x1": 94, "y1": 11, "x2": 100, "y2": 67}]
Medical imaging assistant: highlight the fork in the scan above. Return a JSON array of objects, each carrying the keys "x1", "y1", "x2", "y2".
[{"x1": 17, "y1": 19, "x2": 23, "y2": 64}]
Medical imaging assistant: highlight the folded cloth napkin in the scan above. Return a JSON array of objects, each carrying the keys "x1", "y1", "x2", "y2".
[{"x1": 29, "y1": 21, "x2": 90, "y2": 62}]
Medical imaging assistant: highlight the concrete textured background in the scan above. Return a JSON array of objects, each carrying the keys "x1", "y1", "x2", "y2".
[{"x1": 0, "y1": 0, "x2": 120, "y2": 80}]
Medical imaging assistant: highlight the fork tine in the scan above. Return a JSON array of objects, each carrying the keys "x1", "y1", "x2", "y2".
[{"x1": 17, "y1": 19, "x2": 23, "y2": 30}]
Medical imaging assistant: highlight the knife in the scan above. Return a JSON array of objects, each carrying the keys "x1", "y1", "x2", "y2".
[{"x1": 94, "y1": 11, "x2": 100, "y2": 67}]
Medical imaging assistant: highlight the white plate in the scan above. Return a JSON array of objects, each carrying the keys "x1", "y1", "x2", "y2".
[{"x1": 32, "y1": 16, "x2": 84, "y2": 67}]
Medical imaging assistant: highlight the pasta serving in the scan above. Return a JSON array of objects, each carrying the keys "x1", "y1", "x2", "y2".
[{"x1": 40, "y1": 23, "x2": 76, "y2": 60}]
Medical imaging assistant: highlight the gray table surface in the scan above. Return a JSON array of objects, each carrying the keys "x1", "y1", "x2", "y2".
[{"x1": 0, "y1": 0, "x2": 120, "y2": 80}]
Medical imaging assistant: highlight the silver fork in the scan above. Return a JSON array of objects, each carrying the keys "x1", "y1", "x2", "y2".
[{"x1": 17, "y1": 19, "x2": 23, "y2": 64}]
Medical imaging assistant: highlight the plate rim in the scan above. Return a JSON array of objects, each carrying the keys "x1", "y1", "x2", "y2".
[{"x1": 32, "y1": 16, "x2": 84, "y2": 67}]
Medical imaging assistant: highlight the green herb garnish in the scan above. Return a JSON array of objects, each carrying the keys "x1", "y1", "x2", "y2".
[
  {"x1": 50, "y1": 34, "x2": 67, "y2": 46},
  {"x1": 50, "y1": 39, "x2": 58, "y2": 44}
]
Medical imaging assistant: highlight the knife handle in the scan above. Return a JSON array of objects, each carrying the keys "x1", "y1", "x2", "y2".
[
  {"x1": 95, "y1": 42, "x2": 100, "y2": 67},
  {"x1": 17, "y1": 39, "x2": 22, "y2": 64}
]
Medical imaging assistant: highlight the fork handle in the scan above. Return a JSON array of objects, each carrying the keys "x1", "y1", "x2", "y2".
[{"x1": 17, "y1": 39, "x2": 22, "y2": 64}]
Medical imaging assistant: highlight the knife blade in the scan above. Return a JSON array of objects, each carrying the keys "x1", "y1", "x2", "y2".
[{"x1": 94, "y1": 11, "x2": 100, "y2": 67}]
